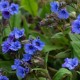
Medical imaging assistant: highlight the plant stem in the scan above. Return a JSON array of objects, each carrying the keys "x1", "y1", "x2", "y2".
[
  {"x1": 9, "y1": 19, "x2": 12, "y2": 31},
  {"x1": 46, "y1": 70, "x2": 52, "y2": 80}
]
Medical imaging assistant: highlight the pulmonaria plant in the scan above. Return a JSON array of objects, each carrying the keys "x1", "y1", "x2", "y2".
[
  {"x1": 11, "y1": 37, "x2": 45, "y2": 78},
  {"x1": 50, "y1": 1, "x2": 69, "y2": 19},
  {"x1": 1, "y1": 26, "x2": 45, "y2": 79},
  {"x1": 0, "y1": 0, "x2": 19, "y2": 19},
  {"x1": 1, "y1": 0, "x2": 80, "y2": 80}
]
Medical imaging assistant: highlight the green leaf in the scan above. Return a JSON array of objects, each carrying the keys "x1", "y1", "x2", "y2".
[
  {"x1": 0, "y1": 61, "x2": 13, "y2": 73},
  {"x1": 3, "y1": 27, "x2": 11, "y2": 37},
  {"x1": 54, "y1": 50, "x2": 70, "y2": 59},
  {"x1": 69, "y1": 33, "x2": 80, "y2": 58},
  {"x1": 22, "y1": 16, "x2": 29, "y2": 37},
  {"x1": 21, "y1": 0, "x2": 38, "y2": 16},
  {"x1": 77, "y1": 71, "x2": 80, "y2": 75},
  {"x1": 67, "y1": 5, "x2": 75, "y2": 13},
  {"x1": 71, "y1": 41, "x2": 80, "y2": 58},
  {"x1": 51, "y1": 32, "x2": 63, "y2": 39},
  {"x1": 10, "y1": 12, "x2": 21, "y2": 29},
  {"x1": 69, "y1": 33, "x2": 80, "y2": 41},
  {"x1": 52, "y1": 32, "x2": 69, "y2": 46},
  {"x1": 45, "y1": 52, "x2": 49, "y2": 65},
  {"x1": 40, "y1": 3, "x2": 51, "y2": 18},
  {"x1": 53, "y1": 68, "x2": 72, "y2": 80},
  {"x1": 0, "y1": 36, "x2": 2, "y2": 44},
  {"x1": 39, "y1": 77, "x2": 46, "y2": 80},
  {"x1": 43, "y1": 44, "x2": 62, "y2": 52}
]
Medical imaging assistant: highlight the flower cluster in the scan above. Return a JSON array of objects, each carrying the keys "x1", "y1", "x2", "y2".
[
  {"x1": 2, "y1": 27, "x2": 45, "y2": 78},
  {"x1": 11, "y1": 37, "x2": 45, "y2": 78},
  {"x1": 71, "y1": 14, "x2": 80, "y2": 34},
  {"x1": 11, "y1": 59, "x2": 30, "y2": 78},
  {"x1": 50, "y1": 1, "x2": 69, "y2": 19},
  {"x1": 1, "y1": 28, "x2": 24, "y2": 53},
  {"x1": 0, "y1": 0, "x2": 19, "y2": 19},
  {"x1": 62, "y1": 57, "x2": 78, "y2": 70},
  {"x1": 24, "y1": 37, "x2": 45, "y2": 55}
]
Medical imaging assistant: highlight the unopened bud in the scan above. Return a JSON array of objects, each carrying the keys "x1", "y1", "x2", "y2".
[
  {"x1": 70, "y1": 11, "x2": 76, "y2": 18},
  {"x1": 32, "y1": 57, "x2": 44, "y2": 66}
]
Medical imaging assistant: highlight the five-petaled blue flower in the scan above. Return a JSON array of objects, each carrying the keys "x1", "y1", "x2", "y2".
[
  {"x1": 0, "y1": 75, "x2": 9, "y2": 80},
  {"x1": 10, "y1": 41, "x2": 21, "y2": 51},
  {"x1": 62, "y1": 57, "x2": 78, "y2": 70},
  {"x1": 58, "y1": 9, "x2": 69, "y2": 19},
  {"x1": 22, "y1": 53, "x2": 31, "y2": 62},
  {"x1": 50, "y1": 1, "x2": 59, "y2": 13},
  {"x1": 0, "y1": 1, "x2": 9, "y2": 11},
  {"x1": 1, "y1": 40, "x2": 10, "y2": 53},
  {"x1": 24, "y1": 43, "x2": 36, "y2": 55},
  {"x1": 16, "y1": 66, "x2": 29, "y2": 78},
  {"x1": 9, "y1": 3, "x2": 19, "y2": 15},
  {"x1": 71, "y1": 20, "x2": 80, "y2": 34},
  {"x1": 32, "y1": 38, "x2": 45, "y2": 51},
  {"x1": 11, "y1": 28, "x2": 24, "y2": 39},
  {"x1": 11, "y1": 59, "x2": 21, "y2": 70},
  {"x1": 2, "y1": 9, "x2": 10, "y2": 19}
]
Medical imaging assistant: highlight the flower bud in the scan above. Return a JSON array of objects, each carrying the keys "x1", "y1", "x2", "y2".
[
  {"x1": 70, "y1": 11, "x2": 76, "y2": 18},
  {"x1": 32, "y1": 57, "x2": 44, "y2": 66}
]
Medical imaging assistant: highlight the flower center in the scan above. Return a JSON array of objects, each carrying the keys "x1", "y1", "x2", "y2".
[
  {"x1": 62, "y1": 10, "x2": 66, "y2": 14},
  {"x1": 3, "y1": 4, "x2": 7, "y2": 8},
  {"x1": 36, "y1": 42, "x2": 40, "y2": 46},
  {"x1": 11, "y1": 6, "x2": 16, "y2": 11},
  {"x1": 29, "y1": 45, "x2": 33, "y2": 49}
]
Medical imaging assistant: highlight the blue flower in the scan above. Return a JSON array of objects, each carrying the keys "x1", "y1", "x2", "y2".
[
  {"x1": 16, "y1": 66, "x2": 29, "y2": 78},
  {"x1": 10, "y1": 41, "x2": 21, "y2": 51},
  {"x1": 1, "y1": 40, "x2": 10, "y2": 53},
  {"x1": 9, "y1": 3, "x2": 19, "y2": 15},
  {"x1": 0, "y1": 1, "x2": 9, "y2": 11},
  {"x1": 22, "y1": 54, "x2": 31, "y2": 62},
  {"x1": 58, "y1": 9, "x2": 69, "y2": 19},
  {"x1": 0, "y1": 75, "x2": 9, "y2": 80},
  {"x1": 2, "y1": 9, "x2": 10, "y2": 19},
  {"x1": 62, "y1": 58, "x2": 78, "y2": 70},
  {"x1": 7, "y1": 32, "x2": 15, "y2": 42},
  {"x1": 24, "y1": 43, "x2": 36, "y2": 55},
  {"x1": 11, "y1": 28, "x2": 24, "y2": 39},
  {"x1": 32, "y1": 38, "x2": 45, "y2": 51},
  {"x1": 71, "y1": 20, "x2": 80, "y2": 34},
  {"x1": 11, "y1": 59, "x2": 21, "y2": 70},
  {"x1": 50, "y1": 1, "x2": 59, "y2": 13}
]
